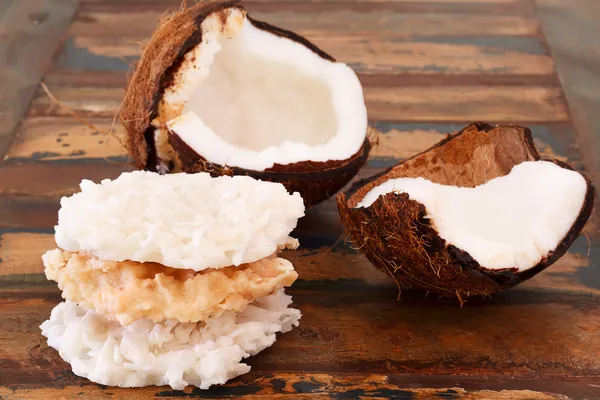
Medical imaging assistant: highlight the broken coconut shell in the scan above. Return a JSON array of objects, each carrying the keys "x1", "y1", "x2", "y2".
[
  {"x1": 337, "y1": 122, "x2": 596, "y2": 301},
  {"x1": 120, "y1": 0, "x2": 370, "y2": 207}
]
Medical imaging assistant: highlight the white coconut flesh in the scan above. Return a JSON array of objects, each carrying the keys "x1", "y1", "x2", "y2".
[
  {"x1": 154, "y1": 7, "x2": 367, "y2": 171},
  {"x1": 54, "y1": 170, "x2": 305, "y2": 271},
  {"x1": 356, "y1": 161, "x2": 588, "y2": 271}
]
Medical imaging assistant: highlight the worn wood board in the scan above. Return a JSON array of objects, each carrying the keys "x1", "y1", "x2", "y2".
[{"x1": 1, "y1": 0, "x2": 599, "y2": 398}]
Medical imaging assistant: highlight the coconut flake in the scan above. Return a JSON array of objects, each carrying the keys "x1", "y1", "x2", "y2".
[
  {"x1": 40, "y1": 289, "x2": 301, "y2": 390},
  {"x1": 159, "y1": 8, "x2": 367, "y2": 171},
  {"x1": 54, "y1": 171, "x2": 305, "y2": 270},
  {"x1": 356, "y1": 161, "x2": 588, "y2": 271}
]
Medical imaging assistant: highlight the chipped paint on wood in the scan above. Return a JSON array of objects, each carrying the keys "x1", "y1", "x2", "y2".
[
  {"x1": 60, "y1": 34, "x2": 554, "y2": 76},
  {"x1": 0, "y1": 382, "x2": 571, "y2": 400},
  {"x1": 0, "y1": 120, "x2": 578, "y2": 185},
  {"x1": 316, "y1": 36, "x2": 553, "y2": 75},
  {"x1": 6, "y1": 117, "x2": 126, "y2": 162}
]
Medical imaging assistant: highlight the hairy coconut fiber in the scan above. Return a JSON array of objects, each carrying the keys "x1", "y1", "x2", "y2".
[
  {"x1": 336, "y1": 122, "x2": 596, "y2": 301},
  {"x1": 120, "y1": 0, "x2": 371, "y2": 207}
]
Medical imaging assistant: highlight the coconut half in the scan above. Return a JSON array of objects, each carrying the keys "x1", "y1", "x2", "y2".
[
  {"x1": 337, "y1": 122, "x2": 595, "y2": 300},
  {"x1": 120, "y1": 1, "x2": 370, "y2": 207}
]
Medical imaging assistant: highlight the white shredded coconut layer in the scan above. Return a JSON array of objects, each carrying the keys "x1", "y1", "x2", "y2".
[
  {"x1": 40, "y1": 289, "x2": 300, "y2": 390},
  {"x1": 54, "y1": 171, "x2": 305, "y2": 271},
  {"x1": 356, "y1": 161, "x2": 588, "y2": 271}
]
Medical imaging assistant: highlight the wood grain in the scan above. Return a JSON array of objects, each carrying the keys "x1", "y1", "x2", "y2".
[
  {"x1": 6, "y1": 117, "x2": 126, "y2": 162},
  {"x1": 78, "y1": 1, "x2": 536, "y2": 16},
  {"x1": 69, "y1": 10, "x2": 539, "y2": 38},
  {"x1": 365, "y1": 86, "x2": 568, "y2": 122},
  {"x1": 537, "y1": 0, "x2": 600, "y2": 192},
  {"x1": 58, "y1": 34, "x2": 553, "y2": 76},
  {"x1": 1, "y1": 286, "x2": 600, "y2": 399},
  {"x1": 0, "y1": 196, "x2": 60, "y2": 229},
  {"x1": 1, "y1": 119, "x2": 578, "y2": 182},
  {"x1": 25, "y1": 85, "x2": 569, "y2": 152},
  {"x1": 0, "y1": 163, "x2": 129, "y2": 196},
  {"x1": 2, "y1": 0, "x2": 599, "y2": 397},
  {"x1": 0, "y1": 233, "x2": 55, "y2": 279},
  {"x1": 0, "y1": 375, "x2": 576, "y2": 400},
  {"x1": 2, "y1": 228, "x2": 597, "y2": 296},
  {"x1": 43, "y1": 69, "x2": 562, "y2": 89},
  {"x1": 0, "y1": 0, "x2": 77, "y2": 157}
]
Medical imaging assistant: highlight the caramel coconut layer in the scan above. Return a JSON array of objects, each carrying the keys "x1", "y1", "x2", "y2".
[{"x1": 43, "y1": 249, "x2": 298, "y2": 325}]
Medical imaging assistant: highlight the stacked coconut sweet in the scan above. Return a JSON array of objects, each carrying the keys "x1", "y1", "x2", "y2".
[
  {"x1": 40, "y1": 171, "x2": 305, "y2": 390},
  {"x1": 40, "y1": 0, "x2": 371, "y2": 391}
]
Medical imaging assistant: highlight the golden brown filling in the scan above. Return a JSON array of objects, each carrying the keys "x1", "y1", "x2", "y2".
[{"x1": 43, "y1": 249, "x2": 298, "y2": 325}]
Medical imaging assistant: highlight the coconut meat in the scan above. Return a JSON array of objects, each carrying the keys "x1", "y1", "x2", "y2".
[
  {"x1": 155, "y1": 7, "x2": 367, "y2": 171},
  {"x1": 356, "y1": 161, "x2": 588, "y2": 271}
]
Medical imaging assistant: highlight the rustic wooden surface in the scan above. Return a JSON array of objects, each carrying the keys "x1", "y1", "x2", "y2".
[{"x1": 1, "y1": 0, "x2": 600, "y2": 399}]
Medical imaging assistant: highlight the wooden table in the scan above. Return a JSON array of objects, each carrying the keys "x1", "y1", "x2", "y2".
[{"x1": 1, "y1": 0, "x2": 600, "y2": 398}]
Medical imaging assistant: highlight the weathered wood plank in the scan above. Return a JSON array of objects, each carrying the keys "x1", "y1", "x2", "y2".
[
  {"x1": 0, "y1": 0, "x2": 77, "y2": 157},
  {"x1": 69, "y1": 10, "x2": 539, "y2": 39},
  {"x1": 0, "y1": 375, "x2": 577, "y2": 400},
  {"x1": 81, "y1": 0, "x2": 529, "y2": 3},
  {"x1": 250, "y1": 0, "x2": 527, "y2": 2},
  {"x1": 56, "y1": 34, "x2": 553, "y2": 76},
  {"x1": 43, "y1": 69, "x2": 127, "y2": 88},
  {"x1": 0, "y1": 233, "x2": 55, "y2": 280},
  {"x1": 536, "y1": 0, "x2": 600, "y2": 193},
  {"x1": 1, "y1": 227, "x2": 597, "y2": 296},
  {"x1": 371, "y1": 122, "x2": 584, "y2": 169},
  {"x1": 0, "y1": 231, "x2": 390, "y2": 285},
  {"x1": 0, "y1": 121, "x2": 582, "y2": 187},
  {"x1": 0, "y1": 196, "x2": 60, "y2": 229},
  {"x1": 78, "y1": 1, "x2": 536, "y2": 16},
  {"x1": 0, "y1": 163, "x2": 129, "y2": 197},
  {"x1": 6, "y1": 117, "x2": 127, "y2": 162},
  {"x1": 365, "y1": 86, "x2": 568, "y2": 122},
  {"x1": 24, "y1": 85, "x2": 569, "y2": 158},
  {"x1": 43, "y1": 69, "x2": 562, "y2": 89},
  {"x1": 2, "y1": 286, "x2": 600, "y2": 393},
  {"x1": 28, "y1": 87, "x2": 124, "y2": 118}
]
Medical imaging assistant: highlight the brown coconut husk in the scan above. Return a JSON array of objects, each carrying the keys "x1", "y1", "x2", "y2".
[
  {"x1": 119, "y1": 0, "x2": 371, "y2": 207},
  {"x1": 170, "y1": 132, "x2": 371, "y2": 207},
  {"x1": 120, "y1": 0, "x2": 244, "y2": 168},
  {"x1": 336, "y1": 122, "x2": 596, "y2": 301}
]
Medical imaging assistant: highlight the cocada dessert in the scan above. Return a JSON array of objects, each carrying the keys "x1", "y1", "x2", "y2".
[{"x1": 40, "y1": 171, "x2": 305, "y2": 390}]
